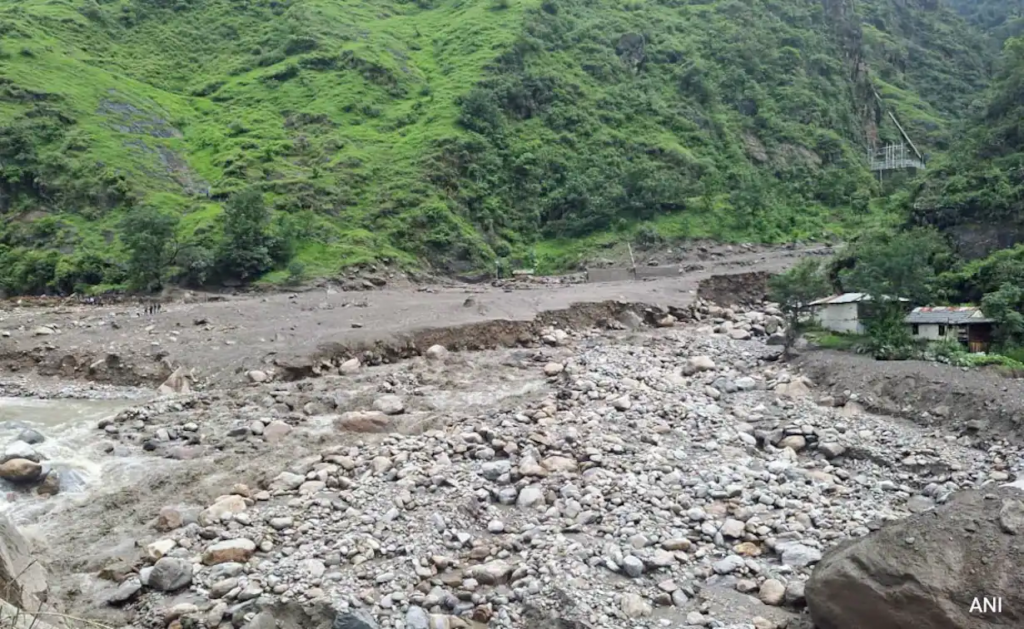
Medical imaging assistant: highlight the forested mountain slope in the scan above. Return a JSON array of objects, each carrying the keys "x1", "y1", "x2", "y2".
[
  {"x1": 947, "y1": 0, "x2": 1024, "y2": 46},
  {"x1": 909, "y1": 34, "x2": 1024, "y2": 258},
  {"x1": 0, "y1": 0, "x2": 1009, "y2": 292}
]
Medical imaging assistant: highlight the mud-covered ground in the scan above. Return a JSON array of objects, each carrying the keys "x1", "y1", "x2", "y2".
[
  {"x1": 0, "y1": 245, "x2": 829, "y2": 390},
  {"x1": 796, "y1": 350, "x2": 1024, "y2": 443},
  {"x1": 19, "y1": 303, "x2": 1024, "y2": 629},
  {"x1": 6, "y1": 237, "x2": 1024, "y2": 629}
]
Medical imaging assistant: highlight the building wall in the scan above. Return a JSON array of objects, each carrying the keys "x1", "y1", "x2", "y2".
[
  {"x1": 813, "y1": 303, "x2": 865, "y2": 334},
  {"x1": 911, "y1": 323, "x2": 944, "y2": 340},
  {"x1": 910, "y1": 323, "x2": 966, "y2": 341}
]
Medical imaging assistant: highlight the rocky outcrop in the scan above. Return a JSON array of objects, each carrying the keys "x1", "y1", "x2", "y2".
[
  {"x1": 806, "y1": 486, "x2": 1024, "y2": 629},
  {"x1": 0, "y1": 514, "x2": 48, "y2": 611}
]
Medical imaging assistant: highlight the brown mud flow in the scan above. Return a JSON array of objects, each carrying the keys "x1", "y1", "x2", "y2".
[{"x1": 0, "y1": 245, "x2": 826, "y2": 389}]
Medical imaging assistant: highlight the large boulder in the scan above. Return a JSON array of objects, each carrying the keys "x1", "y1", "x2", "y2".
[
  {"x1": 0, "y1": 514, "x2": 48, "y2": 610},
  {"x1": 157, "y1": 366, "x2": 193, "y2": 396},
  {"x1": 0, "y1": 459, "x2": 43, "y2": 483},
  {"x1": 806, "y1": 487, "x2": 1024, "y2": 629}
]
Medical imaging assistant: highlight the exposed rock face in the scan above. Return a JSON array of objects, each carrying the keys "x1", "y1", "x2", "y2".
[
  {"x1": 0, "y1": 514, "x2": 48, "y2": 610},
  {"x1": 806, "y1": 487, "x2": 1024, "y2": 629}
]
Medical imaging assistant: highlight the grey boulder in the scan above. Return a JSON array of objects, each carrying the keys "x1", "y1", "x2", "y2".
[{"x1": 807, "y1": 487, "x2": 1024, "y2": 629}]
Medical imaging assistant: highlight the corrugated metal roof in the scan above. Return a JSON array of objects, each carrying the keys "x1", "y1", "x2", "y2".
[
  {"x1": 808, "y1": 293, "x2": 872, "y2": 305},
  {"x1": 809, "y1": 293, "x2": 908, "y2": 306},
  {"x1": 905, "y1": 306, "x2": 993, "y2": 325}
]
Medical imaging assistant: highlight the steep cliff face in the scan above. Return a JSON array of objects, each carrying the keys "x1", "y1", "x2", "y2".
[{"x1": 819, "y1": 0, "x2": 883, "y2": 144}]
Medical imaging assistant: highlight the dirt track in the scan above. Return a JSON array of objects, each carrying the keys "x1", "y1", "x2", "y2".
[{"x1": 0, "y1": 245, "x2": 828, "y2": 388}]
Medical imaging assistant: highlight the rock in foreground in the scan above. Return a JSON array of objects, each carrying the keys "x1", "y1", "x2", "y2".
[{"x1": 806, "y1": 487, "x2": 1024, "y2": 629}]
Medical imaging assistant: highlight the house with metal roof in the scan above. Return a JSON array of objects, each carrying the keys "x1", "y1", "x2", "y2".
[
  {"x1": 808, "y1": 293, "x2": 908, "y2": 334},
  {"x1": 905, "y1": 306, "x2": 994, "y2": 352}
]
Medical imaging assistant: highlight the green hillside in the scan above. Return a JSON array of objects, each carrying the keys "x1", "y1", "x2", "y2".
[
  {"x1": 946, "y1": 0, "x2": 1024, "y2": 47},
  {"x1": 909, "y1": 34, "x2": 1024, "y2": 256},
  {"x1": 0, "y1": 0, "x2": 1008, "y2": 293}
]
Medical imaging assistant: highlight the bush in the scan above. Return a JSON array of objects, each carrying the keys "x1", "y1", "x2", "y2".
[
  {"x1": 286, "y1": 260, "x2": 306, "y2": 283},
  {"x1": 865, "y1": 305, "x2": 915, "y2": 360}
]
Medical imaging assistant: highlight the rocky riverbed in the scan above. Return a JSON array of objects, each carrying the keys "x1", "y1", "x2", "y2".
[{"x1": 5, "y1": 299, "x2": 1020, "y2": 629}]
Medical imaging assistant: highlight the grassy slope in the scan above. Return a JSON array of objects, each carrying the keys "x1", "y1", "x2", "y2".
[
  {"x1": 0, "y1": 0, "x2": 1004, "y2": 291},
  {"x1": 1, "y1": 0, "x2": 533, "y2": 285}
]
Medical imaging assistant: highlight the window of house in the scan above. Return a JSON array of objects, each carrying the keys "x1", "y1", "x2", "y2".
[
  {"x1": 938, "y1": 324, "x2": 946, "y2": 336},
  {"x1": 912, "y1": 324, "x2": 919, "y2": 335}
]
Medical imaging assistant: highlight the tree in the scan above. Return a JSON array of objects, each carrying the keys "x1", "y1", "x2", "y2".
[
  {"x1": 839, "y1": 227, "x2": 953, "y2": 359},
  {"x1": 768, "y1": 258, "x2": 832, "y2": 357},
  {"x1": 121, "y1": 206, "x2": 179, "y2": 292},
  {"x1": 982, "y1": 283, "x2": 1024, "y2": 348},
  {"x1": 839, "y1": 228, "x2": 951, "y2": 304},
  {"x1": 216, "y1": 188, "x2": 274, "y2": 281}
]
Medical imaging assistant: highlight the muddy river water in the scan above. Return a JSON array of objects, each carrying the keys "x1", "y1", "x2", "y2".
[{"x1": 0, "y1": 396, "x2": 143, "y2": 521}]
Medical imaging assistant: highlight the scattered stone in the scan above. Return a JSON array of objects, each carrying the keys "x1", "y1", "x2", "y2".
[
  {"x1": 818, "y1": 442, "x2": 845, "y2": 459},
  {"x1": 36, "y1": 471, "x2": 60, "y2": 496},
  {"x1": 0, "y1": 459, "x2": 42, "y2": 483},
  {"x1": 906, "y1": 495, "x2": 936, "y2": 514},
  {"x1": 202, "y1": 539, "x2": 256, "y2": 565},
  {"x1": 778, "y1": 543, "x2": 822, "y2": 568},
  {"x1": 999, "y1": 498, "x2": 1024, "y2": 535},
  {"x1": 2, "y1": 441, "x2": 39, "y2": 464},
  {"x1": 107, "y1": 578, "x2": 142, "y2": 605},
  {"x1": 334, "y1": 411, "x2": 392, "y2": 433},
  {"x1": 611, "y1": 395, "x2": 631, "y2": 411},
  {"x1": 372, "y1": 395, "x2": 405, "y2": 415},
  {"x1": 688, "y1": 355, "x2": 716, "y2": 372},
  {"x1": 157, "y1": 508, "x2": 186, "y2": 532},
  {"x1": 157, "y1": 366, "x2": 193, "y2": 396},
  {"x1": 620, "y1": 593, "x2": 652, "y2": 618},
  {"x1": 758, "y1": 579, "x2": 785, "y2": 606},
  {"x1": 43, "y1": 301, "x2": 1024, "y2": 629},
  {"x1": 148, "y1": 557, "x2": 193, "y2": 592},
  {"x1": 622, "y1": 555, "x2": 644, "y2": 578},
  {"x1": 247, "y1": 370, "x2": 269, "y2": 383},
  {"x1": 333, "y1": 609, "x2": 379, "y2": 629},
  {"x1": 517, "y1": 485, "x2": 545, "y2": 509},
  {"x1": 543, "y1": 362, "x2": 564, "y2": 376},
  {"x1": 778, "y1": 435, "x2": 807, "y2": 452},
  {"x1": 14, "y1": 429, "x2": 44, "y2": 446},
  {"x1": 262, "y1": 420, "x2": 293, "y2": 443},
  {"x1": 425, "y1": 345, "x2": 448, "y2": 360}
]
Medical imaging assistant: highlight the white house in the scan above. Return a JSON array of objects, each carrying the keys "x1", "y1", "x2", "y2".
[
  {"x1": 808, "y1": 293, "x2": 873, "y2": 334},
  {"x1": 808, "y1": 293, "x2": 909, "y2": 334},
  {"x1": 905, "y1": 306, "x2": 994, "y2": 352}
]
